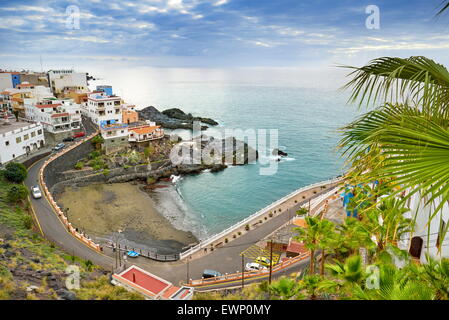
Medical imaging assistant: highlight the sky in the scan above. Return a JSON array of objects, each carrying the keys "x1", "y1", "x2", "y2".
[{"x1": 1, "y1": 0, "x2": 449, "y2": 74}]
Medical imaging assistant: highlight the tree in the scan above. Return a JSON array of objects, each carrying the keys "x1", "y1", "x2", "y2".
[
  {"x1": 267, "y1": 277, "x2": 299, "y2": 300},
  {"x1": 3, "y1": 162, "x2": 27, "y2": 183},
  {"x1": 7, "y1": 185, "x2": 28, "y2": 203},
  {"x1": 91, "y1": 135, "x2": 104, "y2": 149},
  {"x1": 362, "y1": 197, "x2": 412, "y2": 253},
  {"x1": 340, "y1": 56, "x2": 449, "y2": 240},
  {"x1": 317, "y1": 219, "x2": 335, "y2": 276},
  {"x1": 294, "y1": 216, "x2": 334, "y2": 275}
]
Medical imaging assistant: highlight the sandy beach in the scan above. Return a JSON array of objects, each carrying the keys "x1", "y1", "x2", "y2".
[{"x1": 57, "y1": 182, "x2": 198, "y2": 254}]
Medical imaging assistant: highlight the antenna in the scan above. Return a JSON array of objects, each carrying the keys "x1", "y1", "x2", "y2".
[{"x1": 40, "y1": 55, "x2": 43, "y2": 73}]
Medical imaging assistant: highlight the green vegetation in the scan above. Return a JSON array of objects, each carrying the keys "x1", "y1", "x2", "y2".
[
  {"x1": 74, "y1": 161, "x2": 84, "y2": 170},
  {"x1": 2, "y1": 162, "x2": 27, "y2": 184},
  {"x1": 0, "y1": 172, "x2": 143, "y2": 300},
  {"x1": 7, "y1": 185, "x2": 28, "y2": 204},
  {"x1": 198, "y1": 6, "x2": 449, "y2": 300},
  {"x1": 91, "y1": 135, "x2": 104, "y2": 149}
]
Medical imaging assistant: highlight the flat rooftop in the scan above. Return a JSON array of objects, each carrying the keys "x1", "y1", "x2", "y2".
[
  {"x1": 0, "y1": 118, "x2": 38, "y2": 135},
  {"x1": 120, "y1": 266, "x2": 171, "y2": 295}
]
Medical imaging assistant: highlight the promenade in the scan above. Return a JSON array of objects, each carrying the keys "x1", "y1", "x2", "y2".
[{"x1": 25, "y1": 121, "x2": 342, "y2": 286}]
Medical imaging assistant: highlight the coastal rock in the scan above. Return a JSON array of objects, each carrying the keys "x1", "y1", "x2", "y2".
[
  {"x1": 162, "y1": 108, "x2": 219, "y2": 126},
  {"x1": 138, "y1": 106, "x2": 217, "y2": 130},
  {"x1": 56, "y1": 289, "x2": 77, "y2": 300},
  {"x1": 272, "y1": 148, "x2": 288, "y2": 157}
]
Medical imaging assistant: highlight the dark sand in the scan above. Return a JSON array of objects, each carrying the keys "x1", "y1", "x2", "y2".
[{"x1": 58, "y1": 183, "x2": 197, "y2": 254}]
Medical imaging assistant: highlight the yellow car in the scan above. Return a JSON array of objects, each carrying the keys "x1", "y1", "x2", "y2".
[{"x1": 255, "y1": 256, "x2": 275, "y2": 267}]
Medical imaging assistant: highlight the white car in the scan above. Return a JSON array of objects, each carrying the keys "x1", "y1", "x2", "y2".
[
  {"x1": 31, "y1": 186, "x2": 42, "y2": 199},
  {"x1": 245, "y1": 262, "x2": 267, "y2": 272}
]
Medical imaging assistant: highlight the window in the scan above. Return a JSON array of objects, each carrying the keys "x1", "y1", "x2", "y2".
[
  {"x1": 38, "y1": 129, "x2": 42, "y2": 135},
  {"x1": 5, "y1": 141, "x2": 9, "y2": 146},
  {"x1": 31, "y1": 131, "x2": 36, "y2": 138},
  {"x1": 16, "y1": 137, "x2": 21, "y2": 143}
]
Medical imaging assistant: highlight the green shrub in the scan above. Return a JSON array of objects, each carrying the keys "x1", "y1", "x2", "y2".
[
  {"x1": 245, "y1": 224, "x2": 250, "y2": 231},
  {"x1": 84, "y1": 260, "x2": 94, "y2": 272},
  {"x1": 88, "y1": 151, "x2": 101, "y2": 159},
  {"x1": 7, "y1": 185, "x2": 28, "y2": 203},
  {"x1": 74, "y1": 161, "x2": 84, "y2": 170},
  {"x1": 91, "y1": 135, "x2": 104, "y2": 146},
  {"x1": 4, "y1": 162, "x2": 27, "y2": 183},
  {"x1": 22, "y1": 214, "x2": 33, "y2": 229},
  {"x1": 102, "y1": 169, "x2": 110, "y2": 176},
  {"x1": 146, "y1": 177, "x2": 156, "y2": 184}
]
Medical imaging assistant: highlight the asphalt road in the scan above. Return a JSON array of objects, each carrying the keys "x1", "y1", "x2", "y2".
[{"x1": 24, "y1": 117, "x2": 321, "y2": 289}]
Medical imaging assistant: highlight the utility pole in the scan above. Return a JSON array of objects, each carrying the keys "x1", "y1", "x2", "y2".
[
  {"x1": 269, "y1": 240, "x2": 273, "y2": 284},
  {"x1": 186, "y1": 256, "x2": 190, "y2": 284},
  {"x1": 241, "y1": 254, "x2": 245, "y2": 289}
]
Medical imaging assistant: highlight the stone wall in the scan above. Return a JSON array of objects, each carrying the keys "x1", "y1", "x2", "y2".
[{"x1": 43, "y1": 138, "x2": 95, "y2": 189}]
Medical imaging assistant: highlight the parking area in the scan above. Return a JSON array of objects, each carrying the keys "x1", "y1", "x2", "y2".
[{"x1": 240, "y1": 245, "x2": 281, "y2": 265}]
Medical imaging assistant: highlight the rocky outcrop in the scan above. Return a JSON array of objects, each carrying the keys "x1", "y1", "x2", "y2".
[
  {"x1": 138, "y1": 106, "x2": 217, "y2": 130},
  {"x1": 272, "y1": 148, "x2": 288, "y2": 157}
]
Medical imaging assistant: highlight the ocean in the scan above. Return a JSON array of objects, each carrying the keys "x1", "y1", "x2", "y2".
[{"x1": 90, "y1": 67, "x2": 359, "y2": 240}]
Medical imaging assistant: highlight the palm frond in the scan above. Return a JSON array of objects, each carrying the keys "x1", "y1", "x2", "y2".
[{"x1": 341, "y1": 57, "x2": 449, "y2": 116}]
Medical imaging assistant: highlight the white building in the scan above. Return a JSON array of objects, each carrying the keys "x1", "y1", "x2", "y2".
[
  {"x1": 24, "y1": 98, "x2": 82, "y2": 135},
  {"x1": 47, "y1": 70, "x2": 88, "y2": 95},
  {"x1": 0, "y1": 116, "x2": 46, "y2": 166},
  {"x1": 0, "y1": 73, "x2": 13, "y2": 91},
  {"x1": 84, "y1": 92, "x2": 123, "y2": 126},
  {"x1": 403, "y1": 193, "x2": 449, "y2": 263}
]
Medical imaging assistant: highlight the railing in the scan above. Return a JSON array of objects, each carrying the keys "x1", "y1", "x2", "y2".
[
  {"x1": 180, "y1": 177, "x2": 342, "y2": 260},
  {"x1": 39, "y1": 129, "x2": 103, "y2": 252},
  {"x1": 105, "y1": 243, "x2": 180, "y2": 262},
  {"x1": 188, "y1": 251, "x2": 310, "y2": 287}
]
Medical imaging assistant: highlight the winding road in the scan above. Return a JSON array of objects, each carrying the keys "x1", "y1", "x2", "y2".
[{"x1": 24, "y1": 119, "x2": 329, "y2": 290}]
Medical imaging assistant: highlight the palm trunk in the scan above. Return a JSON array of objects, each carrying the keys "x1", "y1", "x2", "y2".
[
  {"x1": 309, "y1": 249, "x2": 315, "y2": 275},
  {"x1": 320, "y1": 249, "x2": 325, "y2": 276}
]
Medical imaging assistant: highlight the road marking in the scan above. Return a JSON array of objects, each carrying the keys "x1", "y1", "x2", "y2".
[
  {"x1": 28, "y1": 157, "x2": 112, "y2": 262},
  {"x1": 240, "y1": 245, "x2": 280, "y2": 264}
]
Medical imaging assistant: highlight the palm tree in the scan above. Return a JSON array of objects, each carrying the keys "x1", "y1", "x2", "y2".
[
  {"x1": 317, "y1": 219, "x2": 336, "y2": 276},
  {"x1": 339, "y1": 56, "x2": 449, "y2": 241},
  {"x1": 267, "y1": 277, "x2": 300, "y2": 300},
  {"x1": 362, "y1": 197, "x2": 412, "y2": 252},
  {"x1": 294, "y1": 216, "x2": 333, "y2": 275}
]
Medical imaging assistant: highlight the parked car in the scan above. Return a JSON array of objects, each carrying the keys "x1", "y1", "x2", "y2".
[
  {"x1": 202, "y1": 269, "x2": 223, "y2": 279},
  {"x1": 245, "y1": 262, "x2": 267, "y2": 272},
  {"x1": 53, "y1": 143, "x2": 65, "y2": 151},
  {"x1": 255, "y1": 256, "x2": 275, "y2": 267},
  {"x1": 31, "y1": 186, "x2": 42, "y2": 199},
  {"x1": 63, "y1": 137, "x2": 74, "y2": 142},
  {"x1": 73, "y1": 131, "x2": 85, "y2": 138}
]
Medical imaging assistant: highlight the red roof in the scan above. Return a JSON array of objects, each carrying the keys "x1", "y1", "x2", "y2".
[
  {"x1": 36, "y1": 103, "x2": 62, "y2": 109},
  {"x1": 286, "y1": 240, "x2": 306, "y2": 254},
  {"x1": 120, "y1": 267, "x2": 170, "y2": 295},
  {"x1": 51, "y1": 113, "x2": 69, "y2": 118},
  {"x1": 130, "y1": 125, "x2": 161, "y2": 135},
  {"x1": 17, "y1": 83, "x2": 34, "y2": 88}
]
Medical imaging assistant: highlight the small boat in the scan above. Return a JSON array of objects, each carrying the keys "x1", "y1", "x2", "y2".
[{"x1": 127, "y1": 250, "x2": 140, "y2": 258}]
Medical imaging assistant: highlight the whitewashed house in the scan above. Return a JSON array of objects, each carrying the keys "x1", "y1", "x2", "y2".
[{"x1": 0, "y1": 115, "x2": 45, "y2": 166}]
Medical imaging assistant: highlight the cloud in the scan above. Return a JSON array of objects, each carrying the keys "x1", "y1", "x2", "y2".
[{"x1": 213, "y1": 0, "x2": 229, "y2": 6}]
